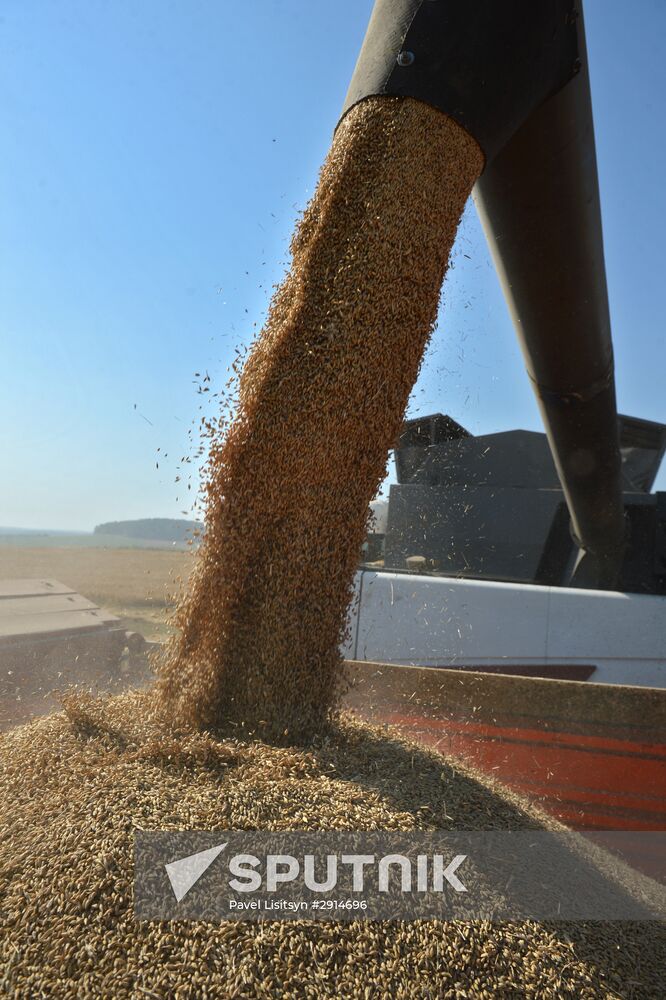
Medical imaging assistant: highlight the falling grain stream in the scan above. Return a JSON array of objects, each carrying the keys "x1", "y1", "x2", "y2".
[{"x1": 157, "y1": 97, "x2": 483, "y2": 741}]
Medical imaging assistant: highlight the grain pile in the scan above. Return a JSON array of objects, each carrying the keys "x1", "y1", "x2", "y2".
[
  {"x1": 2, "y1": 689, "x2": 664, "y2": 999},
  {"x1": 157, "y1": 96, "x2": 484, "y2": 740}
]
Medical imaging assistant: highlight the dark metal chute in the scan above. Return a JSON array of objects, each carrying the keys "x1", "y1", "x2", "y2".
[
  {"x1": 473, "y1": 8, "x2": 625, "y2": 583},
  {"x1": 340, "y1": 0, "x2": 626, "y2": 586}
]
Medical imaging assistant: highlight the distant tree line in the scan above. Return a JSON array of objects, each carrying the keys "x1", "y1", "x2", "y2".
[{"x1": 93, "y1": 518, "x2": 202, "y2": 543}]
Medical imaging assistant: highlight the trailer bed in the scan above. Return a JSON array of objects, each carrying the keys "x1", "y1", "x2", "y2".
[{"x1": 0, "y1": 578, "x2": 128, "y2": 729}]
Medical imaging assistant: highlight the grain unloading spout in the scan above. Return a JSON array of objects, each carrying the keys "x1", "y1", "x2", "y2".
[{"x1": 340, "y1": 0, "x2": 626, "y2": 588}]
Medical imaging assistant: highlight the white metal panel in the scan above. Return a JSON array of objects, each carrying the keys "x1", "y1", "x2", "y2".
[
  {"x1": 0, "y1": 608, "x2": 120, "y2": 641},
  {"x1": 0, "y1": 594, "x2": 98, "y2": 617},
  {"x1": 0, "y1": 579, "x2": 74, "y2": 598},
  {"x1": 347, "y1": 570, "x2": 666, "y2": 687},
  {"x1": 548, "y1": 587, "x2": 666, "y2": 658},
  {"x1": 547, "y1": 587, "x2": 666, "y2": 687},
  {"x1": 340, "y1": 573, "x2": 362, "y2": 660},
  {"x1": 351, "y1": 571, "x2": 550, "y2": 667},
  {"x1": 368, "y1": 499, "x2": 389, "y2": 535}
]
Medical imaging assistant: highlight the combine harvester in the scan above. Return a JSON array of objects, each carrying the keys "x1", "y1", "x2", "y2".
[{"x1": 339, "y1": 0, "x2": 666, "y2": 857}]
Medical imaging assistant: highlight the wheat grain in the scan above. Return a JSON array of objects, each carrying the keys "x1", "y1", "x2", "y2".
[{"x1": 156, "y1": 96, "x2": 483, "y2": 741}]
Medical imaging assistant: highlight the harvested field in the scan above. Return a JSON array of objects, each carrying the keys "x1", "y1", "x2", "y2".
[
  {"x1": 1, "y1": 690, "x2": 663, "y2": 999},
  {"x1": 158, "y1": 96, "x2": 484, "y2": 741},
  {"x1": 0, "y1": 545, "x2": 192, "y2": 641}
]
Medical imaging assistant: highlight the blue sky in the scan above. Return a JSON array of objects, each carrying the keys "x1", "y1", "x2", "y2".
[{"x1": 1, "y1": 0, "x2": 664, "y2": 530}]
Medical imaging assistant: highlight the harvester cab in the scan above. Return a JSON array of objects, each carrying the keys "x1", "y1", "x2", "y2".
[{"x1": 380, "y1": 410, "x2": 666, "y2": 595}]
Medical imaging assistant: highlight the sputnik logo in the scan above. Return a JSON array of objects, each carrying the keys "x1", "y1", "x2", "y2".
[{"x1": 165, "y1": 843, "x2": 227, "y2": 902}]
